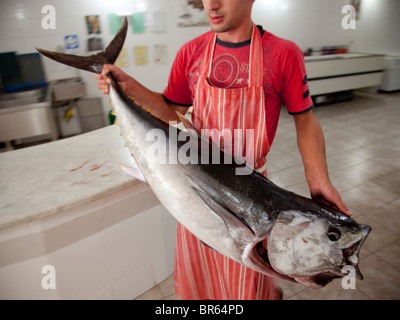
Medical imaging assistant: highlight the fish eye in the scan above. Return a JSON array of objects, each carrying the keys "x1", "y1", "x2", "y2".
[{"x1": 327, "y1": 226, "x2": 341, "y2": 241}]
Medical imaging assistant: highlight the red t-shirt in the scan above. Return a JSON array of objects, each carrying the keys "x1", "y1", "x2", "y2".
[{"x1": 163, "y1": 26, "x2": 313, "y2": 145}]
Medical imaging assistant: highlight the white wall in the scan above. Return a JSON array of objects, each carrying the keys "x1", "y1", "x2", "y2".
[
  {"x1": 1, "y1": 0, "x2": 398, "y2": 116},
  {"x1": 0, "y1": 0, "x2": 210, "y2": 115},
  {"x1": 348, "y1": 0, "x2": 400, "y2": 55},
  {"x1": 252, "y1": 0, "x2": 400, "y2": 55}
]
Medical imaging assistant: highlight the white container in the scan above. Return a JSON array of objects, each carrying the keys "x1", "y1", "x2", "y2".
[
  {"x1": 380, "y1": 55, "x2": 400, "y2": 92},
  {"x1": 77, "y1": 98, "x2": 105, "y2": 133}
]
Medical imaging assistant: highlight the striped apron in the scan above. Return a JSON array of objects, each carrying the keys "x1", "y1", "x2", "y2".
[{"x1": 174, "y1": 24, "x2": 281, "y2": 300}]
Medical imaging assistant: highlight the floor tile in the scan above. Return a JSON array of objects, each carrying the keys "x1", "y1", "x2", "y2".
[
  {"x1": 355, "y1": 254, "x2": 400, "y2": 300},
  {"x1": 374, "y1": 239, "x2": 400, "y2": 272},
  {"x1": 364, "y1": 203, "x2": 400, "y2": 236},
  {"x1": 135, "y1": 274, "x2": 177, "y2": 300},
  {"x1": 358, "y1": 215, "x2": 399, "y2": 253}
]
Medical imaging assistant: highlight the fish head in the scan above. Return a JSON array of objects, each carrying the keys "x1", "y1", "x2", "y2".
[{"x1": 265, "y1": 210, "x2": 371, "y2": 288}]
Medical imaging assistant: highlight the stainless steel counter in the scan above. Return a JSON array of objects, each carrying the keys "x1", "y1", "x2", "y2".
[{"x1": 0, "y1": 86, "x2": 57, "y2": 148}]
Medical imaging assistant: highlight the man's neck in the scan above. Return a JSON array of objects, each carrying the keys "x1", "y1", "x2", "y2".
[{"x1": 216, "y1": 20, "x2": 253, "y2": 43}]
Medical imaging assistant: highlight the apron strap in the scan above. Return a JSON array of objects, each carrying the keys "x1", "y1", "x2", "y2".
[
  {"x1": 248, "y1": 24, "x2": 264, "y2": 88},
  {"x1": 200, "y1": 33, "x2": 217, "y2": 79},
  {"x1": 200, "y1": 24, "x2": 264, "y2": 88}
]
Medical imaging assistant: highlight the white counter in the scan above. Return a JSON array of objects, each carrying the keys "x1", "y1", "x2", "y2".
[
  {"x1": 0, "y1": 125, "x2": 177, "y2": 299},
  {"x1": 304, "y1": 53, "x2": 385, "y2": 96},
  {"x1": 0, "y1": 125, "x2": 139, "y2": 229}
]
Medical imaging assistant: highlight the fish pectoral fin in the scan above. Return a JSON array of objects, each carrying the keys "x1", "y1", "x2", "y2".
[
  {"x1": 175, "y1": 111, "x2": 200, "y2": 137},
  {"x1": 191, "y1": 187, "x2": 255, "y2": 236},
  {"x1": 119, "y1": 162, "x2": 146, "y2": 183},
  {"x1": 200, "y1": 240, "x2": 219, "y2": 253}
]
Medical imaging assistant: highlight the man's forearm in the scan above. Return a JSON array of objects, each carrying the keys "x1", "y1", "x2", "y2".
[
  {"x1": 293, "y1": 110, "x2": 350, "y2": 215},
  {"x1": 293, "y1": 111, "x2": 330, "y2": 189},
  {"x1": 97, "y1": 64, "x2": 187, "y2": 123},
  {"x1": 124, "y1": 77, "x2": 187, "y2": 123}
]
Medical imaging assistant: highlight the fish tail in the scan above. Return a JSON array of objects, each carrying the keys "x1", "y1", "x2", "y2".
[{"x1": 36, "y1": 17, "x2": 128, "y2": 74}]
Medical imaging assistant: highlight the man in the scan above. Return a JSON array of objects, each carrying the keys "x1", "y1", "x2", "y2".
[{"x1": 96, "y1": 0, "x2": 350, "y2": 300}]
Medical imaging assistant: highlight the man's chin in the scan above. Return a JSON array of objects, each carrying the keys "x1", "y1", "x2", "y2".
[{"x1": 210, "y1": 24, "x2": 226, "y2": 33}]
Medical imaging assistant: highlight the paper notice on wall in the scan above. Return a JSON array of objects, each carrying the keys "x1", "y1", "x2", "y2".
[
  {"x1": 85, "y1": 15, "x2": 101, "y2": 35},
  {"x1": 154, "y1": 44, "x2": 167, "y2": 64},
  {"x1": 153, "y1": 10, "x2": 166, "y2": 33},
  {"x1": 87, "y1": 37, "x2": 103, "y2": 52},
  {"x1": 131, "y1": 12, "x2": 145, "y2": 33},
  {"x1": 177, "y1": 0, "x2": 208, "y2": 27},
  {"x1": 134, "y1": 46, "x2": 148, "y2": 65},
  {"x1": 115, "y1": 47, "x2": 129, "y2": 68},
  {"x1": 108, "y1": 14, "x2": 125, "y2": 34},
  {"x1": 64, "y1": 35, "x2": 80, "y2": 54}
]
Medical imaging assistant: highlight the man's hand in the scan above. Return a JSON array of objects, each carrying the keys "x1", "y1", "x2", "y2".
[
  {"x1": 94, "y1": 64, "x2": 132, "y2": 95},
  {"x1": 94, "y1": 64, "x2": 188, "y2": 123},
  {"x1": 309, "y1": 180, "x2": 351, "y2": 216}
]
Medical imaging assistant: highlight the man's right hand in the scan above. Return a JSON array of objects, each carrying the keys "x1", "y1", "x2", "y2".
[
  {"x1": 94, "y1": 64, "x2": 132, "y2": 95},
  {"x1": 95, "y1": 64, "x2": 188, "y2": 123}
]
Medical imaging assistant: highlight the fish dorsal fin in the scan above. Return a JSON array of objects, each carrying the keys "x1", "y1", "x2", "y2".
[
  {"x1": 119, "y1": 162, "x2": 146, "y2": 183},
  {"x1": 191, "y1": 187, "x2": 255, "y2": 237},
  {"x1": 175, "y1": 112, "x2": 200, "y2": 137}
]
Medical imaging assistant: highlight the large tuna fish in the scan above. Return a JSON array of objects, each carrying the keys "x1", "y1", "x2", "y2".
[{"x1": 37, "y1": 17, "x2": 371, "y2": 289}]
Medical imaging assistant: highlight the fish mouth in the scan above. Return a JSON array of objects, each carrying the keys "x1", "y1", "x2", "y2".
[
  {"x1": 342, "y1": 240, "x2": 364, "y2": 279},
  {"x1": 341, "y1": 224, "x2": 371, "y2": 280}
]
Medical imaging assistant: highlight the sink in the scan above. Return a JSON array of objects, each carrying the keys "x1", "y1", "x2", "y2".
[
  {"x1": 0, "y1": 88, "x2": 45, "y2": 108},
  {"x1": 0, "y1": 86, "x2": 56, "y2": 143}
]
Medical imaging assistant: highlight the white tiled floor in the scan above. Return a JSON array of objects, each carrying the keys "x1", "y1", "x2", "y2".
[{"x1": 136, "y1": 90, "x2": 400, "y2": 300}]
